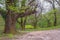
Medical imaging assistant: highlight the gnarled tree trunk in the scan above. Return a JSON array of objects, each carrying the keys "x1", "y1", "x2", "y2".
[{"x1": 4, "y1": 0, "x2": 16, "y2": 34}]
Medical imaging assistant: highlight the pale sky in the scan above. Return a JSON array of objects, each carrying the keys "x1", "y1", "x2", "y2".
[
  {"x1": 36, "y1": 0, "x2": 59, "y2": 14},
  {"x1": 36, "y1": 0, "x2": 52, "y2": 13},
  {"x1": 0, "y1": 0, "x2": 59, "y2": 13}
]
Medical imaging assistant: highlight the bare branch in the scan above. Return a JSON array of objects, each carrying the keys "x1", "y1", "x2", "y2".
[{"x1": 55, "y1": 0, "x2": 60, "y2": 6}]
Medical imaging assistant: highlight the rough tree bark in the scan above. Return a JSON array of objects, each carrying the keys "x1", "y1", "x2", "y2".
[{"x1": 4, "y1": 0, "x2": 17, "y2": 34}]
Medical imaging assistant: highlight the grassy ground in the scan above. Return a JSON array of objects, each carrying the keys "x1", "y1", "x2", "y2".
[{"x1": 21, "y1": 25, "x2": 60, "y2": 31}]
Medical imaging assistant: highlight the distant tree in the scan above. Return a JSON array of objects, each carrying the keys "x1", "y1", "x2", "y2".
[{"x1": 45, "y1": 0, "x2": 57, "y2": 26}]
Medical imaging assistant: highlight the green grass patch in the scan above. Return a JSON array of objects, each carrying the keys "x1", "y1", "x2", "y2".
[
  {"x1": 25, "y1": 25, "x2": 34, "y2": 29},
  {"x1": 22, "y1": 25, "x2": 60, "y2": 31}
]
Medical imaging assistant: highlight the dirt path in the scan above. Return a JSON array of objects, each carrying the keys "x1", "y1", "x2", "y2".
[{"x1": 1, "y1": 30, "x2": 60, "y2": 40}]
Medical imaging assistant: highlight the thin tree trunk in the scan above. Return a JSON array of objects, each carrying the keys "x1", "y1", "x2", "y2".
[
  {"x1": 20, "y1": 17, "x2": 27, "y2": 30},
  {"x1": 52, "y1": 0, "x2": 57, "y2": 26},
  {"x1": 54, "y1": 12, "x2": 57, "y2": 26},
  {"x1": 23, "y1": 16, "x2": 27, "y2": 30},
  {"x1": 34, "y1": 13, "x2": 37, "y2": 29},
  {"x1": 47, "y1": 20, "x2": 51, "y2": 27},
  {"x1": 20, "y1": 17, "x2": 24, "y2": 30}
]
